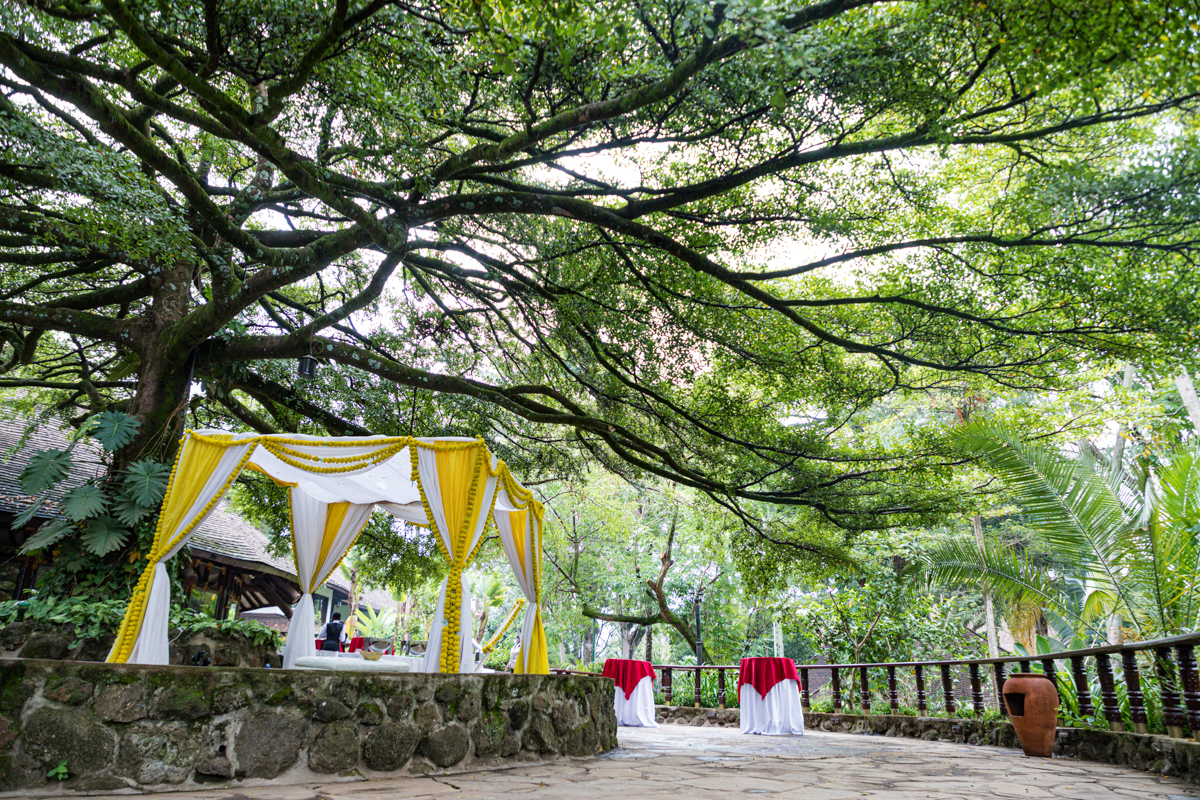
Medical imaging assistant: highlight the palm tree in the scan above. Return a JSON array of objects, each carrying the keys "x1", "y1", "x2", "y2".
[
  {"x1": 925, "y1": 420, "x2": 1200, "y2": 644},
  {"x1": 471, "y1": 573, "x2": 507, "y2": 641}
]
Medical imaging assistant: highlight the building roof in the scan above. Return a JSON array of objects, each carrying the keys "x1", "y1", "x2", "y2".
[{"x1": 0, "y1": 415, "x2": 103, "y2": 516}]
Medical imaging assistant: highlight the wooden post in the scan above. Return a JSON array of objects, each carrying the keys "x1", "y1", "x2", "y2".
[
  {"x1": 663, "y1": 667, "x2": 673, "y2": 706},
  {"x1": 831, "y1": 667, "x2": 842, "y2": 711},
  {"x1": 940, "y1": 664, "x2": 956, "y2": 715},
  {"x1": 717, "y1": 668, "x2": 727, "y2": 710},
  {"x1": 915, "y1": 665, "x2": 927, "y2": 715},
  {"x1": 1070, "y1": 656, "x2": 1095, "y2": 716},
  {"x1": 859, "y1": 666, "x2": 871, "y2": 713},
  {"x1": 1121, "y1": 650, "x2": 1150, "y2": 734},
  {"x1": 994, "y1": 662, "x2": 1007, "y2": 716},
  {"x1": 799, "y1": 668, "x2": 810, "y2": 710},
  {"x1": 1019, "y1": 659, "x2": 1031, "y2": 673},
  {"x1": 1176, "y1": 644, "x2": 1200, "y2": 739},
  {"x1": 969, "y1": 664, "x2": 984, "y2": 715},
  {"x1": 1156, "y1": 646, "x2": 1187, "y2": 738},
  {"x1": 693, "y1": 667, "x2": 702, "y2": 709},
  {"x1": 887, "y1": 666, "x2": 899, "y2": 713},
  {"x1": 1095, "y1": 653, "x2": 1124, "y2": 731},
  {"x1": 1040, "y1": 658, "x2": 1057, "y2": 689}
]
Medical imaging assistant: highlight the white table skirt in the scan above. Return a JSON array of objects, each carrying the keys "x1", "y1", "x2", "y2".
[
  {"x1": 614, "y1": 675, "x2": 659, "y2": 727},
  {"x1": 294, "y1": 655, "x2": 413, "y2": 672},
  {"x1": 739, "y1": 679, "x2": 805, "y2": 735}
]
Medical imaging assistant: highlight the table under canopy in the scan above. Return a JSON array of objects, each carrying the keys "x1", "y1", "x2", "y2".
[{"x1": 105, "y1": 431, "x2": 548, "y2": 674}]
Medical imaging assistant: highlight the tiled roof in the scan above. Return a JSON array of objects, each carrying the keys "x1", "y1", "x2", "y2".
[
  {"x1": 0, "y1": 415, "x2": 104, "y2": 517},
  {"x1": 0, "y1": 414, "x2": 392, "y2": 611}
]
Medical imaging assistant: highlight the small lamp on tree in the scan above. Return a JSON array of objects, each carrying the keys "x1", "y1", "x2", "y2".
[{"x1": 297, "y1": 354, "x2": 318, "y2": 379}]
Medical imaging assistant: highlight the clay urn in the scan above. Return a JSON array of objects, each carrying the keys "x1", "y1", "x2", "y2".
[{"x1": 1002, "y1": 672, "x2": 1059, "y2": 757}]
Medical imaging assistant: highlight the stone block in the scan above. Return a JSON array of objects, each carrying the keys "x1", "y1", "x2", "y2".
[
  {"x1": 116, "y1": 722, "x2": 206, "y2": 785},
  {"x1": 312, "y1": 695, "x2": 352, "y2": 722},
  {"x1": 523, "y1": 715, "x2": 558, "y2": 754},
  {"x1": 0, "y1": 622, "x2": 28, "y2": 651},
  {"x1": 457, "y1": 691, "x2": 481, "y2": 722},
  {"x1": 363, "y1": 721, "x2": 422, "y2": 771},
  {"x1": 551, "y1": 701, "x2": 578, "y2": 735},
  {"x1": 23, "y1": 707, "x2": 116, "y2": 776},
  {"x1": 356, "y1": 701, "x2": 384, "y2": 724},
  {"x1": 507, "y1": 700, "x2": 529, "y2": 730},
  {"x1": 414, "y1": 702, "x2": 440, "y2": 728},
  {"x1": 234, "y1": 710, "x2": 307, "y2": 779},
  {"x1": 44, "y1": 676, "x2": 93, "y2": 706},
  {"x1": 154, "y1": 684, "x2": 210, "y2": 720},
  {"x1": 387, "y1": 692, "x2": 414, "y2": 720},
  {"x1": 472, "y1": 711, "x2": 507, "y2": 759},
  {"x1": 21, "y1": 633, "x2": 70, "y2": 660},
  {"x1": 96, "y1": 682, "x2": 148, "y2": 723},
  {"x1": 309, "y1": 721, "x2": 359, "y2": 774},
  {"x1": 423, "y1": 723, "x2": 469, "y2": 768},
  {"x1": 212, "y1": 685, "x2": 248, "y2": 714}
]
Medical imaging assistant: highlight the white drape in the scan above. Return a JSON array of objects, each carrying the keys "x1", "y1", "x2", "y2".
[
  {"x1": 415, "y1": 447, "x2": 498, "y2": 673},
  {"x1": 493, "y1": 495, "x2": 540, "y2": 672},
  {"x1": 281, "y1": 489, "x2": 375, "y2": 669},
  {"x1": 116, "y1": 439, "x2": 259, "y2": 665},
  {"x1": 614, "y1": 676, "x2": 659, "y2": 727},
  {"x1": 739, "y1": 680, "x2": 806, "y2": 735}
]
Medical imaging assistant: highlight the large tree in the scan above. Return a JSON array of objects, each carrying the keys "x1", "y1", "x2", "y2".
[{"x1": 1, "y1": 0, "x2": 1198, "y2": 539}]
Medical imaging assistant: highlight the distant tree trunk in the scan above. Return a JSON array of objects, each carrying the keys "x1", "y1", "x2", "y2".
[
  {"x1": 974, "y1": 514, "x2": 1000, "y2": 660},
  {"x1": 645, "y1": 626, "x2": 653, "y2": 661},
  {"x1": 1176, "y1": 369, "x2": 1200, "y2": 437}
]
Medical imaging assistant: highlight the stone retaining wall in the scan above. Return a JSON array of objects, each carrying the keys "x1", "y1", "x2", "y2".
[
  {"x1": 0, "y1": 620, "x2": 279, "y2": 669},
  {"x1": 0, "y1": 659, "x2": 617, "y2": 795},
  {"x1": 655, "y1": 705, "x2": 1200, "y2": 785}
]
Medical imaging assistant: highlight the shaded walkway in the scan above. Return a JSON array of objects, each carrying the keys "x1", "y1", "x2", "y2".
[{"x1": 57, "y1": 724, "x2": 1200, "y2": 799}]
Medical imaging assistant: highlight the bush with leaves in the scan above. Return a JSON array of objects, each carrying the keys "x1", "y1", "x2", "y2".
[
  {"x1": 14, "y1": 411, "x2": 171, "y2": 600},
  {"x1": 0, "y1": 594, "x2": 282, "y2": 651}
]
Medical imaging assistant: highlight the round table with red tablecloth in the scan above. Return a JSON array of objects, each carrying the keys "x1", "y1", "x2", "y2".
[
  {"x1": 315, "y1": 636, "x2": 380, "y2": 653},
  {"x1": 737, "y1": 657, "x2": 805, "y2": 735},
  {"x1": 602, "y1": 658, "x2": 659, "y2": 727}
]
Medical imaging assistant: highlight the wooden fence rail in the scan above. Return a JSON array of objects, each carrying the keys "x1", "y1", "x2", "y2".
[{"x1": 550, "y1": 630, "x2": 1200, "y2": 738}]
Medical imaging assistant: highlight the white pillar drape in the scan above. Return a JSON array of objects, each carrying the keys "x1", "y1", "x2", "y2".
[
  {"x1": 493, "y1": 500, "x2": 539, "y2": 673},
  {"x1": 112, "y1": 437, "x2": 259, "y2": 665},
  {"x1": 281, "y1": 489, "x2": 375, "y2": 668}
]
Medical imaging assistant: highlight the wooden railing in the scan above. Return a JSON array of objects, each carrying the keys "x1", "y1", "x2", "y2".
[{"x1": 551, "y1": 630, "x2": 1200, "y2": 739}]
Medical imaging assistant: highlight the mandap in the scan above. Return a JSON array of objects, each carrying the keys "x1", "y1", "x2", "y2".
[{"x1": 105, "y1": 430, "x2": 548, "y2": 674}]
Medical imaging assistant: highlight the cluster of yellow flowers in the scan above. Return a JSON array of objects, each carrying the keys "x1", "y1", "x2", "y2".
[{"x1": 481, "y1": 598, "x2": 526, "y2": 654}]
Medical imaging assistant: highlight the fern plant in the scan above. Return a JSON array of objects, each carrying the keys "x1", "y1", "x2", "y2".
[
  {"x1": 13, "y1": 412, "x2": 171, "y2": 599},
  {"x1": 925, "y1": 420, "x2": 1200, "y2": 642}
]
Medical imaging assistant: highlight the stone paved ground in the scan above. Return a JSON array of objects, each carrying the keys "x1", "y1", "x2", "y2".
[{"x1": 48, "y1": 725, "x2": 1200, "y2": 799}]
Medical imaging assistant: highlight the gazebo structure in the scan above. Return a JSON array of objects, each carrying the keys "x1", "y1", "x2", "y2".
[{"x1": 106, "y1": 431, "x2": 547, "y2": 674}]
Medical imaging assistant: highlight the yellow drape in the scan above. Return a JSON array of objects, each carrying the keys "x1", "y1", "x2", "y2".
[
  {"x1": 507, "y1": 508, "x2": 528, "y2": 577},
  {"x1": 108, "y1": 434, "x2": 237, "y2": 662},
  {"x1": 312, "y1": 502, "x2": 350, "y2": 592},
  {"x1": 429, "y1": 444, "x2": 492, "y2": 672}
]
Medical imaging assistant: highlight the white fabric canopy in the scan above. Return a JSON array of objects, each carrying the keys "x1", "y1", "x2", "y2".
[
  {"x1": 280, "y1": 489, "x2": 375, "y2": 669},
  {"x1": 739, "y1": 680, "x2": 806, "y2": 735},
  {"x1": 493, "y1": 490, "x2": 542, "y2": 673},
  {"x1": 108, "y1": 430, "x2": 547, "y2": 673}
]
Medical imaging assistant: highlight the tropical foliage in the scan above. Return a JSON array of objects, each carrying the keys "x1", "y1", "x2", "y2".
[
  {"x1": 926, "y1": 420, "x2": 1200, "y2": 644},
  {"x1": 0, "y1": 0, "x2": 1196, "y2": 554}
]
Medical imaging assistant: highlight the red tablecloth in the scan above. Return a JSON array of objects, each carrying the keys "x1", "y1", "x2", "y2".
[
  {"x1": 738, "y1": 657, "x2": 799, "y2": 699},
  {"x1": 602, "y1": 659, "x2": 656, "y2": 700},
  {"x1": 315, "y1": 636, "x2": 368, "y2": 653}
]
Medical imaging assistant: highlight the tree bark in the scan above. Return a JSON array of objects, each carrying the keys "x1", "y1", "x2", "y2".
[
  {"x1": 974, "y1": 514, "x2": 1000, "y2": 660},
  {"x1": 1175, "y1": 369, "x2": 1200, "y2": 437}
]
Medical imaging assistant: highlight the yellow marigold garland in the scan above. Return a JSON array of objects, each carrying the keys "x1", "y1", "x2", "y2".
[{"x1": 481, "y1": 598, "x2": 526, "y2": 654}]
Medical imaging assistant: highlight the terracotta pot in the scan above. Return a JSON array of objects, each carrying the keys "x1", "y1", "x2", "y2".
[{"x1": 1002, "y1": 672, "x2": 1059, "y2": 757}]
